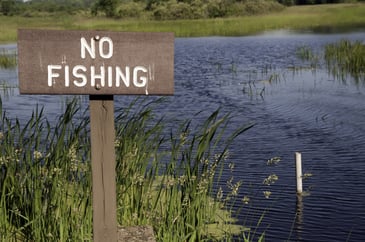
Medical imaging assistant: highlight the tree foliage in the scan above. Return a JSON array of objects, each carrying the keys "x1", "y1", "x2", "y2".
[
  {"x1": 92, "y1": 0, "x2": 118, "y2": 17},
  {"x1": 0, "y1": 0, "x2": 360, "y2": 19}
]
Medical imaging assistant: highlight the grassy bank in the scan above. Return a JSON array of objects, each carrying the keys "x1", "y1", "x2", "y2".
[{"x1": 0, "y1": 3, "x2": 364, "y2": 43}]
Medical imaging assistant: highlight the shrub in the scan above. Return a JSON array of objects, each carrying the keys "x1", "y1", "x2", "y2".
[
  {"x1": 206, "y1": 0, "x2": 228, "y2": 18},
  {"x1": 117, "y1": 2, "x2": 145, "y2": 18},
  {"x1": 153, "y1": 1, "x2": 201, "y2": 20},
  {"x1": 243, "y1": 0, "x2": 285, "y2": 15}
]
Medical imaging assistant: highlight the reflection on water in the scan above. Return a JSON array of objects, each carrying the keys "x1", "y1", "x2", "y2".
[
  {"x1": 293, "y1": 195, "x2": 304, "y2": 241},
  {"x1": 1, "y1": 31, "x2": 365, "y2": 241}
]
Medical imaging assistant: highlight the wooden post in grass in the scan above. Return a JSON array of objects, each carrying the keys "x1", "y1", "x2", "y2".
[
  {"x1": 295, "y1": 152, "x2": 303, "y2": 194},
  {"x1": 18, "y1": 29, "x2": 174, "y2": 242},
  {"x1": 90, "y1": 95, "x2": 117, "y2": 241}
]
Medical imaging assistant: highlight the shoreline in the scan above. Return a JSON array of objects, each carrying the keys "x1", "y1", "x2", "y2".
[{"x1": 0, "y1": 3, "x2": 365, "y2": 43}]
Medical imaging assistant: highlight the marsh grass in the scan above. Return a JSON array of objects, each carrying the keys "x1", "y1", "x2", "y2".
[
  {"x1": 296, "y1": 39, "x2": 365, "y2": 83},
  {"x1": 0, "y1": 49, "x2": 17, "y2": 69},
  {"x1": 0, "y1": 98, "x2": 92, "y2": 241},
  {"x1": 0, "y1": 3, "x2": 364, "y2": 43},
  {"x1": 324, "y1": 39, "x2": 365, "y2": 83},
  {"x1": 114, "y1": 99, "x2": 255, "y2": 241},
  {"x1": 296, "y1": 45, "x2": 321, "y2": 69},
  {"x1": 1, "y1": 97, "x2": 264, "y2": 241}
]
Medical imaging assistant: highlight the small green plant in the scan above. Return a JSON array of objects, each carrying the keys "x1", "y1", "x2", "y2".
[
  {"x1": 296, "y1": 45, "x2": 320, "y2": 69},
  {"x1": 324, "y1": 39, "x2": 365, "y2": 83},
  {"x1": 0, "y1": 49, "x2": 17, "y2": 69}
]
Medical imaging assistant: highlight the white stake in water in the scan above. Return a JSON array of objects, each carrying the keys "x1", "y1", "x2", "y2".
[{"x1": 295, "y1": 152, "x2": 303, "y2": 194}]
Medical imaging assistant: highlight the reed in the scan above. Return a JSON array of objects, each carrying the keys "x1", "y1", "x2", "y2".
[
  {"x1": 295, "y1": 39, "x2": 365, "y2": 83},
  {"x1": 296, "y1": 45, "x2": 320, "y2": 69},
  {"x1": 0, "y1": 97, "x2": 262, "y2": 241},
  {"x1": 324, "y1": 39, "x2": 365, "y2": 83},
  {"x1": 0, "y1": 98, "x2": 92, "y2": 241},
  {"x1": 0, "y1": 49, "x2": 17, "y2": 69}
]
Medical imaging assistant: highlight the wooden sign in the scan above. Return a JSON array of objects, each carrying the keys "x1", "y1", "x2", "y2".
[
  {"x1": 18, "y1": 29, "x2": 174, "y2": 242},
  {"x1": 18, "y1": 29, "x2": 174, "y2": 95}
]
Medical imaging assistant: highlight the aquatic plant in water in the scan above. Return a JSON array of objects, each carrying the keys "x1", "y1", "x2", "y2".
[
  {"x1": 296, "y1": 40, "x2": 365, "y2": 83},
  {"x1": 295, "y1": 45, "x2": 320, "y2": 69},
  {"x1": 0, "y1": 49, "x2": 17, "y2": 69},
  {"x1": 1, "y1": 97, "x2": 275, "y2": 241},
  {"x1": 324, "y1": 39, "x2": 365, "y2": 83}
]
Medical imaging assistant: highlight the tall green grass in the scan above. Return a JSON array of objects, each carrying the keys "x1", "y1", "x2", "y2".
[
  {"x1": 0, "y1": 97, "x2": 262, "y2": 241},
  {"x1": 0, "y1": 49, "x2": 17, "y2": 69},
  {"x1": 0, "y1": 3, "x2": 364, "y2": 43},
  {"x1": 324, "y1": 39, "x2": 365, "y2": 83},
  {"x1": 296, "y1": 39, "x2": 365, "y2": 83},
  {"x1": 0, "y1": 98, "x2": 92, "y2": 241}
]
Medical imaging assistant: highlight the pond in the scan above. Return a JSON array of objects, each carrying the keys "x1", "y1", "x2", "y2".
[{"x1": 1, "y1": 31, "x2": 365, "y2": 241}]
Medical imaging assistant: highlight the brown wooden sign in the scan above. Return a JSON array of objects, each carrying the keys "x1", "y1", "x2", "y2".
[{"x1": 18, "y1": 29, "x2": 174, "y2": 95}]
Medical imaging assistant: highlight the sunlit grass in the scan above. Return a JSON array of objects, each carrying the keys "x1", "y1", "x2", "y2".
[
  {"x1": 296, "y1": 39, "x2": 365, "y2": 84},
  {"x1": 324, "y1": 39, "x2": 365, "y2": 83},
  {"x1": 0, "y1": 49, "x2": 17, "y2": 69},
  {"x1": 1, "y1": 96, "x2": 275, "y2": 241},
  {"x1": 0, "y1": 3, "x2": 364, "y2": 43}
]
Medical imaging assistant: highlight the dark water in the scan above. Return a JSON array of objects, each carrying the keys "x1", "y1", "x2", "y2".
[{"x1": 1, "y1": 31, "x2": 365, "y2": 241}]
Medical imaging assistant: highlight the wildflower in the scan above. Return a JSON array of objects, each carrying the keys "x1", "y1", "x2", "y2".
[
  {"x1": 68, "y1": 143, "x2": 78, "y2": 163},
  {"x1": 182, "y1": 195, "x2": 190, "y2": 207},
  {"x1": 201, "y1": 158, "x2": 209, "y2": 165},
  {"x1": 303, "y1": 173, "x2": 313, "y2": 179},
  {"x1": 114, "y1": 139, "x2": 121, "y2": 147},
  {"x1": 263, "y1": 174, "x2": 278, "y2": 185},
  {"x1": 242, "y1": 196, "x2": 250, "y2": 204},
  {"x1": 267, "y1": 157, "x2": 281, "y2": 166},
  {"x1": 33, "y1": 150, "x2": 43, "y2": 160},
  {"x1": 226, "y1": 176, "x2": 234, "y2": 187},
  {"x1": 263, "y1": 191, "x2": 272, "y2": 199},
  {"x1": 52, "y1": 168, "x2": 62, "y2": 175},
  {"x1": 39, "y1": 167, "x2": 48, "y2": 177},
  {"x1": 197, "y1": 178, "x2": 209, "y2": 193},
  {"x1": 178, "y1": 175, "x2": 186, "y2": 185},
  {"x1": 180, "y1": 131, "x2": 188, "y2": 145},
  {"x1": 166, "y1": 177, "x2": 175, "y2": 188},
  {"x1": 228, "y1": 162, "x2": 235, "y2": 172},
  {"x1": 216, "y1": 187, "x2": 223, "y2": 200},
  {"x1": 137, "y1": 175, "x2": 144, "y2": 186},
  {"x1": 0, "y1": 156, "x2": 8, "y2": 165},
  {"x1": 231, "y1": 181, "x2": 242, "y2": 196}
]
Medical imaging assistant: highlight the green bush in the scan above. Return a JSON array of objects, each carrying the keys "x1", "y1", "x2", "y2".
[
  {"x1": 153, "y1": 1, "x2": 202, "y2": 20},
  {"x1": 243, "y1": 0, "x2": 285, "y2": 15},
  {"x1": 117, "y1": 2, "x2": 145, "y2": 18},
  {"x1": 206, "y1": 0, "x2": 228, "y2": 18}
]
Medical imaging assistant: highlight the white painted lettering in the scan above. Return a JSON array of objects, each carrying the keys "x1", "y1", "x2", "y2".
[
  {"x1": 64, "y1": 65, "x2": 70, "y2": 87},
  {"x1": 91, "y1": 66, "x2": 105, "y2": 87},
  {"x1": 73, "y1": 65, "x2": 87, "y2": 87},
  {"x1": 107, "y1": 66, "x2": 113, "y2": 87},
  {"x1": 133, "y1": 66, "x2": 148, "y2": 87},
  {"x1": 47, "y1": 64, "x2": 151, "y2": 88},
  {"x1": 48, "y1": 65, "x2": 62, "y2": 87},
  {"x1": 115, "y1": 66, "x2": 130, "y2": 87},
  {"x1": 80, "y1": 37, "x2": 95, "y2": 59},
  {"x1": 99, "y1": 37, "x2": 113, "y2": 59}
]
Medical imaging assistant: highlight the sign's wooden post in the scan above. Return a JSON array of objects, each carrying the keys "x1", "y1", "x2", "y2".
[
  {"x1": 90, "y1": 95, "x2": 117, "y2": 241},
  {"x1": 18, "y1": 29, "x2": 174, "y2": 242}
]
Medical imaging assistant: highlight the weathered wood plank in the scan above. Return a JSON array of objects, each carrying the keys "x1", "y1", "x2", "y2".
[{"x1": 90, "y1": 95, "x2": 117, "y2": 242}]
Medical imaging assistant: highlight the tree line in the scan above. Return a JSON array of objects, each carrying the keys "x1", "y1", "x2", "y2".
[{"x1": 0, "y1": 0, "x2": 363, "y2": 19}]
